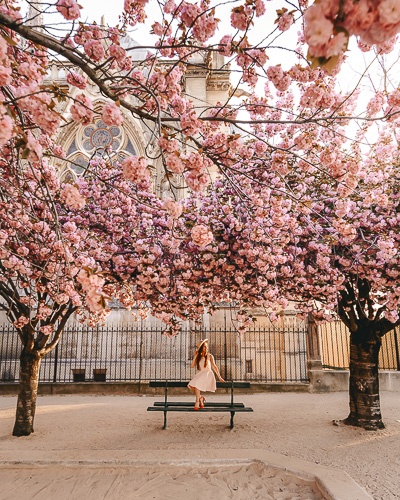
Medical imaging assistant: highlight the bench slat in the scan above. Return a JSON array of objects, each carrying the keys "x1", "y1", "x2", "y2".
[
  {"x1": 148, "y1": 381, "x2": 250, "y2": 389},
  {"x1": 217, "y1": 382, "x2": 250, "y2": 389},
  {"x1": 147, "y1": 406, "x2": 253, "y2": 413},
  {"x1": 153, "y1": 402, "x2": 245, "y2": 408},
  {"x1": 149, "y1": 381, "x2": 188, "y2": 388}
]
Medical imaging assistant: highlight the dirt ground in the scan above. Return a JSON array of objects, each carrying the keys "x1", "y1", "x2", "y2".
[{"x1": 0, "y1": 391, "x2": 399, "y2": 499}]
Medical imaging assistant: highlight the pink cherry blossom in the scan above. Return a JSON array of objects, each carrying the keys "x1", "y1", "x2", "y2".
[
  {"x1": 123, "y1": 0, "x2": 148, "y2": 25},
  {"x1": 109, "y1": 44, "x2": 126, "y2": 63},
  {"x1": 121, "y1": 156, "x2": 150, "y2": 184},
  {"x1": 218, "y1": 35, "x2": 233, "y2": 56},
  {"x1": 378, "y1": 0, "x2": 400, "y2": 27},
  {"x1": 0, "y1": 36, "x2": 7, "y2": 59},
  {"x1": 304, "y1": 4, "x2": 334, "y2": 48},
  {"x1": 77, "y1": 269, "x2": 107, "y2": 313},
  {"x1": 255, "y1": 0, "x2": 266, "y2": 17},
  {"x1": 84, "y1": 40, "x2": 105, "y2": 62},
  {"x1": 278, "y1": 12, "x2": 294, "y2": 32},
  {"x1": 180, "y1": 2, "x2": 200, "y2": 27},
  {"x1": 158, "y1": 137, "x2": 179, "y2": 153},
  {"x1": 231, "y1": 8, "x2": 249, "y2": 31},
  {"x1": 367, "y1": 92, "x2": 385, "y2": 116},
  {"x1": 163, "y1": 198, "x2": 183, "y2": 219},
  {"x1": 170, "y1": 96, "x2": 186, "y2": 115},
  {"x1": 191, "y1": 224, "x2": 213, "y2": 247},
  {"x1": 53, "y1": 145, "x2": 67, "y2": 158},
  {"x1": 66, "y1": 70, "x2": 87, "y2": 89},
  {"x1": 18, "y1": 93, "x2": 60, "y2": 136},
  {"x1": 267, "y1": 65, "x2": 284, "y2": 83},
  {"x1": 70, "y1": 94, "x2": 94, "y2": 125},
  {"x1": 166, "y1": 153, "x2": 185, "y2": 174},
  {"x1": 102, "y1": 102, "x2": 124, "y2": 126},
  {"x1": 61, "y1": 184, "x2": 86, "y2": 210},
  {"x1": 0, "y1": 113, "x2": 12, "y2": 146},
  {"x1": 192, "y1": 14, "x2": 219, "y2": 43},
  {"x1": 14, "y1": 316, "x2": 29, "y2": 329},
  {"x1": 0, "y1": 64, "x2": 11, "y2": 85},
  {"x1": 18, "y1": 61, "x2": 44, "y2": 85},
  {"x1": 164, "y1": 0, "x2": 176, "y2": 14},
  {"x1": 387, "y1": 88, "x2": 400, "y2": 109},
  {"x1": 180, "y1": 109, "x2": 202, "y2": 136},
  {"x1": 25, "y1": 132, "x2": 43, "y2": 162},
  {"x1": 185, "y1": 170, "x2": 210, "y2": 192},
  {"x1": 56, "y1": 0, "x2": 81, "y2": 20},
  {"x1": 325, "y1": 32, "x2": 348, "y2": 58}
]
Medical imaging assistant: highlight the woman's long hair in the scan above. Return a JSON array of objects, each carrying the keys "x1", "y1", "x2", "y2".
[{"x1": 195, "y1": 343, "x2": 208, "y2": 370}]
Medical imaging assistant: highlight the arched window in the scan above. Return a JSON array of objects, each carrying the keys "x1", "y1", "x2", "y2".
[
  {"x1": 61, "y1": 115, "x2": 142, "y2": 180},
  {"x1": 60, "y1": 153, "x2": 89, "y2": 183}
]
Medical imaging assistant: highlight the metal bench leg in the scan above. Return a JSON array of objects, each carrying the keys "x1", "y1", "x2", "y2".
[
  {"x1": 230, "y1": 411, "x2": 235, "y2": 429},
  {"x1": 163, "y1": 410, "x2": 167, "y2": 430},
  {"x1": 163, "y1": 381, "x2": 168, "y2": 429}
]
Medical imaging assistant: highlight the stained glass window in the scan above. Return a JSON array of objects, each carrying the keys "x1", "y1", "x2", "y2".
[
  {"x1": 63, "y1": 111, "x2": 143, "y2": 181},
  {"x1": 82, "y1": 120, "x2": 122, "y2": 153}
]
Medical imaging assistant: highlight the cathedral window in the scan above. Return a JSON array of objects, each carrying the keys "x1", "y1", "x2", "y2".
[{"x1": 82, "y1": 120, "x2": 123, "y2": 153}]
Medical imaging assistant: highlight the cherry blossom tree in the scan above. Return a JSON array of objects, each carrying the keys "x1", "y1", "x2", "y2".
[
  {"x1": 0, "y1": 145, "x2": 192, "y2": 436},
  {"x1": 277, "y1": 133, "x2": 400, "y2": 431},
  {"x1": 164, "y1": 127, "x2": 400, "y2": 431},
  {"x1": 170, "y1": 105, "x2": 400, "y2": 430},
  {"x1": 0, "y1": 151, "x2": 108, "y2": 436}
]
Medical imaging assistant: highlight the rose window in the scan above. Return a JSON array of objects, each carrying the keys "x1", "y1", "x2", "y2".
[
  {"x1": 82, "y1": 121, "x2": 122, "y2": 152},
  {"x1": 64, "y1": 114, "x2": 139, "y2": 182}
]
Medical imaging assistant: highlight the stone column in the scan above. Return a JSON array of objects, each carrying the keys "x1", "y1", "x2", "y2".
[
  {"x1": 306, "y1": 315, "x2": 340, "y2": 392},
  {"x1": 306, "y1": 315, "x2": 323, "y2": 370}
]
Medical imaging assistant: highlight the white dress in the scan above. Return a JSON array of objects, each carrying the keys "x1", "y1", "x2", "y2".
[{"x1": 188, "y1": 355, "x2": 217, "y2": 392}]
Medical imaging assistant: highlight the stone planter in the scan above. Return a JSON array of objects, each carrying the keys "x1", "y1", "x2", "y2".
[
  {"x1": 72, "y1": 368, "x2": 86, "y2": 382},
  {"x1": 93, "y1": 368, "x2": 107, "y2": 382}
]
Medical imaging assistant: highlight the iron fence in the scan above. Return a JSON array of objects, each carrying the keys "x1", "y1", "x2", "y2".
[
  {"x1": 3, "y1": 319, "x2": 400, "y2": 385},
  {"x1": 0, "y1": 322, "x2": 308, "y2": 384},
  {"x1": 319, "y1": 321, "x2": 400, "y2": 371}
]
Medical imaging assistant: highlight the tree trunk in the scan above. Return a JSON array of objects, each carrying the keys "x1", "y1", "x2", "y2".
[
  {"x1": 343, "y1": 327, "x2": 384, "y2": 431},
  {"x1": 12, "y1": 350, "x2": 42, "y2": 437}
]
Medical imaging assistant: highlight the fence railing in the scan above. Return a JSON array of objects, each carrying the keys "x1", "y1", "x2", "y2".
[
  {"x1": 319, "y1": 321, "x2": 400, "y2": 371},
  {"x1": 0, "y1": 322, "x2": 309, "y2": 384},
  {"x1": 3, "y1": 319, "x2": 400, "y2": 385}
]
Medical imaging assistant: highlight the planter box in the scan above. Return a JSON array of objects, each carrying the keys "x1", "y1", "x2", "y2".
[
  {"x1": 72, "y1": 368, "x2": 86, "y2": 382},
  {"x1": 93, "y1": 369, "x2": 107, "y2": 382}
]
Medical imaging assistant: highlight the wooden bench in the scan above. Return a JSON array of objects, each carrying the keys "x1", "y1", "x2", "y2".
[{"x1": 147, "y1": 380, "x2": 253, "y2": 429}]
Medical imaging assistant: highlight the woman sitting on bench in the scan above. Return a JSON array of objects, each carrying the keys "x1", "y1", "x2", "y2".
[{"x1": 188, "y1": 339, "x2": 225, "y2": 410}]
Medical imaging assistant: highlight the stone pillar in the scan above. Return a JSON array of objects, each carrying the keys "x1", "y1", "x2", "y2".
[
  {"x1": 306, "y1": 315, "x2": 323, "y2": 370},
  {"x1": 185, "y1": 54, "x2": 208, "y2": 114},
  {"x1": 307, "y1": 315, "x2": 339, "y2": 392}
]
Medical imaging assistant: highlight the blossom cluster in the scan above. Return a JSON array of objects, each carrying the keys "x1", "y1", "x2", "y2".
[{"x1": 304, "y1": 0, "x2": 400, "y2": 62}]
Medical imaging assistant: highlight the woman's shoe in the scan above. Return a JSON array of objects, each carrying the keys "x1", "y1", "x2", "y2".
[
  {"x1": 194, "y1": 400, "x2": 200, "y2": 411},
  {"x1": 199, "y1": 396, "x2": 206, "y2": 409}
]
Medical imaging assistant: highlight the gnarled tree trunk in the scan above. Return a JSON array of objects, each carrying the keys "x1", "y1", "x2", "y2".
[
  {"x1": 343, "y1": 327, "x2": 384, "y2": 431},
  {"x1": 13, "y1": 349, "x2": 42, "y2": 437}
]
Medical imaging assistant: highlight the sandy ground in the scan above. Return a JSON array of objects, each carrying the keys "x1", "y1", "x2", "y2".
[{"x1": 0, "y1": 391, "x2": 399, "y2": 500}]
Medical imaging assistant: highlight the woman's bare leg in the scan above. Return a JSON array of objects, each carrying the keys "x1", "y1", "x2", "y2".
[{"x1": 188, "y1": 385, "x2": 201, "y2": 408}]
